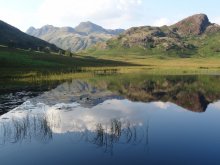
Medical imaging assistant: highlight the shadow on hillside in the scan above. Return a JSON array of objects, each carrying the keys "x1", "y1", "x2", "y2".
[{"x1": 0, "y1": 47, "x2": 140, "y2": 69}]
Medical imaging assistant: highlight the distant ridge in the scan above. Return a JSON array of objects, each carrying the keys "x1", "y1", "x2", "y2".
[{"x1": 26, "y1": 22, "x2": 125, "y2": 52}]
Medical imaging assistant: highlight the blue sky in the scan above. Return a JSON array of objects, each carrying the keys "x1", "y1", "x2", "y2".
[{"x1": 0, "y1": 0, "x2": 219, "y2": 31}]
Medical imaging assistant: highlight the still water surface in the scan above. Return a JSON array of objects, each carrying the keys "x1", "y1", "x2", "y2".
[{"x1": 1, "y1": 75, "x2": 220, "y2": 165}]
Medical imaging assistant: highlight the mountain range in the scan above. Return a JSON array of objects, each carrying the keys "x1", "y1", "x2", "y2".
[
  {"x1": 0, "y1": 20, "x2": 60, "y2": 52},
  {"x1": 26, "y1": 22, "x2": 124, "y2": 52},
  {"x1": 1, "y1": 13, "x2": 220, "y2": 57}
]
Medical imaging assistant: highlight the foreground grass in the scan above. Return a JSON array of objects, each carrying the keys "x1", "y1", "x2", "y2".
[{"x1": 0, "y1": 47, "x2": 137, "y2": 80}]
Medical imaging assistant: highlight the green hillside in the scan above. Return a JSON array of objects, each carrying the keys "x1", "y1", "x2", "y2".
[
  {"x1": 86, "y1": 14, "x2": 220, "y2": 58},
  {"x1": 0, "y1": 20, "x2": 61, "y2": 52}
]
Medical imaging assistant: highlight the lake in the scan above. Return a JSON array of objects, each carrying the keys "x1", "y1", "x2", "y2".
[{"x1": 1, "y1": 74, "x2": 220, "y2": 165}]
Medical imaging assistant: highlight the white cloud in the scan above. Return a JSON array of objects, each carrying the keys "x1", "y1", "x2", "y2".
[
  {"x1": 152, "y1": 18, "x2": 172, "y2": 27},
  {"x1": 208, "y1": 101, "x2": 220, "y2": 110},
  {"x1": 153, "y1": 102, "x2": 170, "y2": 109},
  {"x1": 1, "y1": 1, "x2": 220, "y2": 32},
  {"x1": 36, "y1": 0, "x2": 143, "y2": 29},
  {"x1": 0, "y1": 8, "x2": 35, "y2": 31}
]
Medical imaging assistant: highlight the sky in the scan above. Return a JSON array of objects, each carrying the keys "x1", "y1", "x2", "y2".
[{"x1": 0, "y1": 0, "x2": 220, "y2": 31}]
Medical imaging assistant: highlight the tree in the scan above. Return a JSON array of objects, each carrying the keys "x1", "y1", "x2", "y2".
[
  {"x1": 43, "y1": 47, "x2": 51, "y2": 54},
  {"x1": 37, "y1": 46, "x2": 43, "y2": 52},
  {"x1": 65, "y1": 49, "x2": 73, "y2": 57},
  {"x1": 7, "y1": 40, "x2": 16, "y2": 48},
  {"x1": 58, "y1": 50, "x2": 63, "y2": 55}
]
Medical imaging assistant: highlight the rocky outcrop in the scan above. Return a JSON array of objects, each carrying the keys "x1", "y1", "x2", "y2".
[
  {"x1": 171, "y1": 14, "x2": 213, "y2": 35},
  {"x1": 103, "y1": 25, "x2": 194, "y2": 53},
  {"x1": 91, "y1": 14, "x2": 220, "y2": 55}
]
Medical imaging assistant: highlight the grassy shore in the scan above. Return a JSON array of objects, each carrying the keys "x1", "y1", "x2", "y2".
[
  {"x1": 84, "y1": 54, "x2": 220, "y2": 75},
  {"x1": 1, "y1": 46, "x2": 220, "y2": 83}
]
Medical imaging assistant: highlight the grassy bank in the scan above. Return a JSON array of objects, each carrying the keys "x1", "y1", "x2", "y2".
[
  {"x1": 0, "y1": 47, "x2": 136, "y2": 80},
  {"x1": 82, "y1": 54, "x2": 220, "y2": 75},
  {"x1": 1, "y1": 46, "x2": 220, "y2": 84}
]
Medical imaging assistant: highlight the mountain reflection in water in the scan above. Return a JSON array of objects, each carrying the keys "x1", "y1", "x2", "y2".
[
  {"x1": 90, "y1": 75, "x2": 220, "y2": 112},
  {"x1": 1, "y1": 75, "x2": 220, "y2": 164}
]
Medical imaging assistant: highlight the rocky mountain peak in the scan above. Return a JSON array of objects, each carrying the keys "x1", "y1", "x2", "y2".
[
  {"x1": 74, "y1": 21, "x2": 107, "y2": 34},
  {"x1": 41, "y1": 25, "x2": 56, "y2": 31},
  {"x1": 59, "y1": 27, "x2": 75, "y2": 33},
  {"x1": 172, "y1": 14, "x2": 211, "y2": 35},
  {"x1": 26, "y1": 26, "x2": 36, "y2": 34}
]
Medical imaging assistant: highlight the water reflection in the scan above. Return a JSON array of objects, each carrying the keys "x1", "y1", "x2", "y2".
[
  {"x1": 0, "y1": 103, "x2": 150, "y2": 155},
  {"x1": 2, "y1": 75, "x2": 220, "y2": 114},
  {"x1": 1, "y1": 75, "x2": 220, "y2": 146},
  {"x1": 91, "y1": 75, "x2": 220, "y2": 112},
  {"x1": 1, "y1": 97, "x2": 220, "y2": 164},
  {"x1": 0, "y1": 112, "x2": 52, "y2": 145},
  {"x1": 0, "y1": 81, "x2": 63, "y2": 114},
  {"x1": 1, "y1": 75, "x2": 220, "y2": 164},
  {"x1": 91, "y1": 119, "x2": 148, "y2": 155}
]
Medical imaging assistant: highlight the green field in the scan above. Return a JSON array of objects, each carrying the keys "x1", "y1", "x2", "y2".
[
  {"x1": 1, "y1": 46, "x2": 220, "y2": 82},
  {"x1": 2, "y1": 46, "x2": 220, "y2": 81},
  {"x1": 80, "y1": 52, "x2": 220, "y2": 76}
]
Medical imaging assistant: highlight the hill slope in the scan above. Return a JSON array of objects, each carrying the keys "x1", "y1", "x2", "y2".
[
  {"x1": 171, "y1": 14, "x2": 219, "y2": 35},
  {"x1": 88, "y1": 14, "x2": 220, "y2": 57},
  {"x1": 26, "y1": 22, "x2": 124, "y2": 52},
  {"x1": 0, "y1": 20, "x2": 60, "y2": 52}
]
